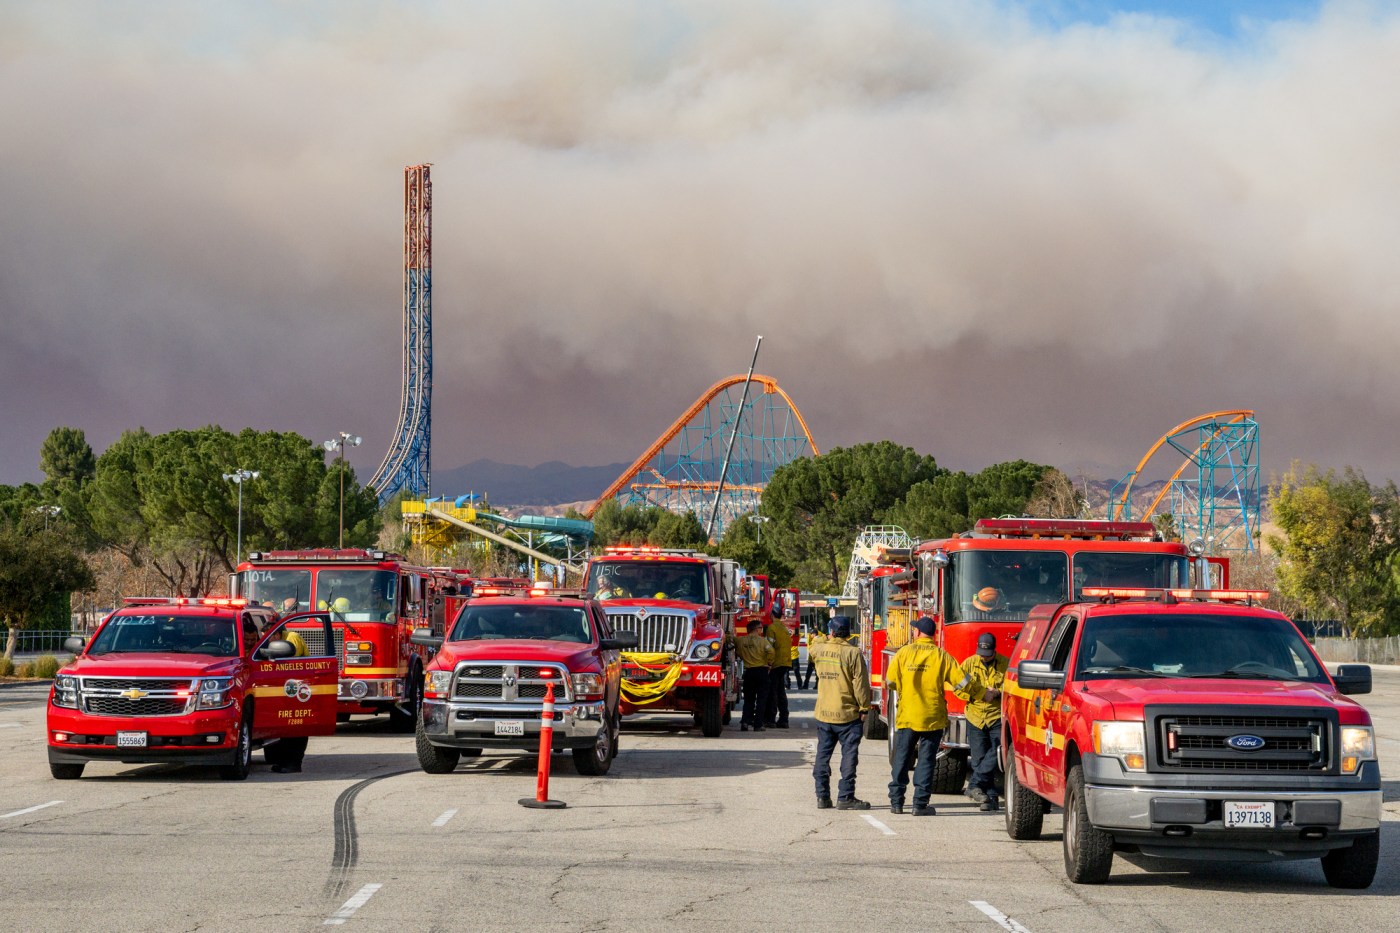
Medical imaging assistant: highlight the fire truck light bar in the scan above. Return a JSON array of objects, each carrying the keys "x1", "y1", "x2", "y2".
[
  {"x1": 122, "y1": 597, "x2": 252, "y2": 607},
  {"x1": 1080, "y1": 587, "x2": 1271, "y2": 603},
  {"x1": 973, "y1": 518, "x2": 1159, "y2": 540}
]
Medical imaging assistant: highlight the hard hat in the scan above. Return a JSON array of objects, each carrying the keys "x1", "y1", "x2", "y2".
[
  {"x1": 332, "y1": 597, "x2": 351, "y2": 612},
  {"x1": 973, "y1": 587, "x2": 1002, "y2": 612},
  {"x1": 317, "y1": 599, "x2": 328, "y2": 610}
]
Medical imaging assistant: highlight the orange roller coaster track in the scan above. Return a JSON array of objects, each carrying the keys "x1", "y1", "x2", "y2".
[
  {"x1": 585, "y1": 374, "x2": 818, "y2": 531},
  {"x1": 1109, "y1": 409, "x2": 1259, "y2": 552}
]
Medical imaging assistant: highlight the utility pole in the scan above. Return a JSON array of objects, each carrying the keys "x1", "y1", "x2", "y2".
[{"x1": 705, "y1": 335, "x2": 762, "y2": 540}]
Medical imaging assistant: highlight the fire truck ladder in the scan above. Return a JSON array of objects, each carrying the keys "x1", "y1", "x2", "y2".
[
  {"x1": 1108, "y1": 410, "x2": 1260, "y2": 553},
  {"x1": 369, "y1": 164, "x2": 433, "y2": 502},
  {"x1": 841, "y1": 525, "x2": 914, "y2": 599},
  {"x1": 585, "y1": 374, "x2": 817, "y2": 537}
]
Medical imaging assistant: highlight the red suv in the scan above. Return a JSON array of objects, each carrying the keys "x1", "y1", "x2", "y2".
[
  {"x1": 48, "y1": 598, "x2": 339, "y2": 780},
  {"x1": 1003, "y1": 588, "x2": 1381, "y2": 887},
  {"x1": 411, "y1": 587, "x2": 638, "y2": 776}
]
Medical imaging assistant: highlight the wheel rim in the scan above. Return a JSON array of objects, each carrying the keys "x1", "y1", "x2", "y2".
[
  {"x1": 886, "y1": 692, "x2": 897, "y2": 760},
  {"x1": 1065, "y1": 789, "x2": 1078, "y2": 860},
  {"x1": 595, "y1": 724, "x2": 611, "y2": 765},
  {"x1": 1006, "y1": 757, "x2": 1016, "y2": 821},
  {"x1": 239, "y1": 722, "x2": 250, "y2": 767}
]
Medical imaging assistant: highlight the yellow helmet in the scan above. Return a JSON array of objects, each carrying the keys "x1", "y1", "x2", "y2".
[
  {"x1": 332, "y1": 596, "x2": 351, "y2": 612},
  {"x1": 317, "y1": 599, "x2": 328, "y2": 610}
]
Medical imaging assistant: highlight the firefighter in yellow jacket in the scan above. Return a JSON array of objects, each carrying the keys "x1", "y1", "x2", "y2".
[
  {"x1": 955, "y1": 631, "x2": 1009, "y2": 811},
  {"x1": 734, "y1": 620, "x2": 775, "y2": 732},
  {"x1": 810, "y1": 615, "x2": 872, "y2": 809},
  {"x1": 884, "y1": 615, "x2": 969, "y2": 815}
]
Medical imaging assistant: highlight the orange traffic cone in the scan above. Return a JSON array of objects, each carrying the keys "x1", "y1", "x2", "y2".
[{"x1": 518, "y1": 682, "x2": 567, "y2": 809}]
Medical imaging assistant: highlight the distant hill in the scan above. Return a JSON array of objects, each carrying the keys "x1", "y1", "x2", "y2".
[{"x1": 432, "y1": 459, "x2": 628, "y2": 507}]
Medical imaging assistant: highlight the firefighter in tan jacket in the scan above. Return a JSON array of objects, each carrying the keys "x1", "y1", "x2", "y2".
[
  {"x1": 884, "y1": 615, "x2": 969, "y2": 815},
  {"x1": 734, "y1": 620, "x2": 775, "y2": 732},
  {"x1": 810, "y1": 616, "x2": 872, "y2": 810}
]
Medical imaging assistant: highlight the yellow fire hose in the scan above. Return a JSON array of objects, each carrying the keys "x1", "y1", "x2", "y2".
[{"x1": 619, "y1": 651, "x2": 686, "y2": 705}]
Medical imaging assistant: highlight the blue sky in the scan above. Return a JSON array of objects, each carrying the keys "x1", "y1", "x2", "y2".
[{"x1": 1045, "y1": 0, "x2": 1321, "y2": 37}]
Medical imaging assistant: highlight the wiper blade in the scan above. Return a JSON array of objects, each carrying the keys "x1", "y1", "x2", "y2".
[
  {"x1": 1187, "y1": 671, "x2": 1299, "y2": 681},
  {"x1": 1083, "y1": 666, "x2": 1171, "y2": 677}
]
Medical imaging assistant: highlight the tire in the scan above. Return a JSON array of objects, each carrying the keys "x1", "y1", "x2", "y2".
[
  {"x1": 415, "y1": 717, "x2": 460, "y2": 774},
  {"x1": 886, "y1": 690, "x2": 900, "y2": 765},
  {"x1": 932, "y1": 751, "x2": 968, "y2": 795},
  {"x1": 265, "y1": 736, "x2": 308, "y2": 767},
  {"x1": 573, "y1": 718, "x2": 614, "y2": 775},
  {"x1": 50, "y1": 762, "x2": 84, "y2": 780},
  {"x1": 1004, "y1": 747, "x2": 1044, "y2": 840},
  {"x1": 1063, "y1": 764, "x2": 1114, "y2": 883},
  {"x1": 218, "y1": 715, "x2": 253, "y2": 781},
  {"x1": 864, "y1": 696, "x2": 888, "y2": 741},
  {"x1": 698, "y1": 690, "x2": 722, "y2": 738},
  {"x1": 389, "y1": 669, "x2": 422, "y2": 733},
  {"x1": 1321, "y1": 831, "x2": 1380, "y2": 889}
]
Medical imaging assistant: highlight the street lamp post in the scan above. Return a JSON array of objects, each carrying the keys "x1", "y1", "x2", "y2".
[
  {"x1": 34, "y1": 505, "x2": 61, "y2": 531},
  {"x1": 748, "y1": 513, "x2": 771, "y2": 544},
  {"x1": 323, "y1": 432, "x2": 362, "y2": 549},
  {"x1": 222, "y1": 469, "x2": 260, "y2": 566}
]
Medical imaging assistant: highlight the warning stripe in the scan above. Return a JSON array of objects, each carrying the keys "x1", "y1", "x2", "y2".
[{"x1": 250, "y1": 684, "x2": 340, "y2": 698}]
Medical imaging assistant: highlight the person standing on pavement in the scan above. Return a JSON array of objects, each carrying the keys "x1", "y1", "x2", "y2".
[
  {"x1": 885, "y1": 616, "x2": 969, "y2": 816},
  {"x1": 765, "y1": 613, "x2": 793, "y2": 728},
  {"x1": 956, "y1": 631, "x2": 1009, "y2": 811},
  {"x1": 811, "y1": 615, "x2": 872, "y2": 810},
  {"x1": 734, "y1": 619, "x2": 774, "y2": 732},
  {"x1": 801, "y1": 617, "x2": 825, "y2": 689}
]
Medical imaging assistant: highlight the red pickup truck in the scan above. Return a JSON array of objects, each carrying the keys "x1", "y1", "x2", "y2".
[
  {"x1": 1002, "y1": 587, "x2": 1381, "y2": 887},
  {"x1": 411, "y1": 586, "x2": 638, "y2": 776},
  {"x1": 47, "y1": 598, "x2": 339, "y2": 780}
]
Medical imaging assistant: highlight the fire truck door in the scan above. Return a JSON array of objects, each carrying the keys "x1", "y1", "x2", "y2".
[
  {"x1": 1024, "y1": 612, "x2": 1078, "y2": 798},
  {"x1": 250, "y1": 615, "x2": 338, "y2": 740}
]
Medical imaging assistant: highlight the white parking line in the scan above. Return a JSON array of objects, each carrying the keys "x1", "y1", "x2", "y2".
[
  {"x1": 324, "y1": 883, "x2": 382, "y2": 925},
  {"x1": 861, "y1": 814, "x2": 896, "y2": 835},
  {"x1": 431, "y1": 808, "x2": 458, "y2": 827},
  {"x1": 969, "y1": 900, "x2": 1036, "y2": 933},
  {"x1": 1, "y1": 800, "x2": 63, "y2": 820},
  {"x1": 0, "y1": 723, "x2": 22, "y2": 729}
]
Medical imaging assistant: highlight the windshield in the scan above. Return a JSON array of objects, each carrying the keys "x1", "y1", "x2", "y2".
[
  {"x1": 88, "y1": 613, "x2": 239, "y2": 657},
  {"x1": 1073, "y1": 553, "x2": 1191, "y2": 600},
  {"x1": 585, "y1": 560, "x2": 709, "y2": 605},
  {"x1": 949, "y1": 550, "x2": 1069, "y2": 622},
  {"x1": 239, "y1": 569, "x2": 313, "y2": 613},
  {"x1": 450, "y1": 605, "x2": 593, "y2": 643},
  {"x1": 315, "y1": 569, "x2": 398, "y2": 622},
  {"x1": 1076, "y1": 613, "x2": 1329, "y2": 682}
]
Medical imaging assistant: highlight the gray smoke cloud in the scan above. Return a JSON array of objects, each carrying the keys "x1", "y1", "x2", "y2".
[{"x1": 2, "y1": 1, "x2": 1398, "y2": 491}]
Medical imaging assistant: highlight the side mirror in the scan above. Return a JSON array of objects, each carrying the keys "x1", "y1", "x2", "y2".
[
  {"x1": 409, "y1": 627, "x2": 443, "y2": 649},
  {"x1": 63, "y1": 636, "x2": 86, "y2": 655},
  {"x1": 600, "y1": 632, "x2": 640, "y2": 651},
  {"x1": 261, "y1": 639, "x2": 296, "y2": 660},
  {"x1": 1332, "y1": 664, "x2": 1372, "y2": 696},
  {"x1": 1017, "y1": 659, "x2": 1065, "y2": 692}
]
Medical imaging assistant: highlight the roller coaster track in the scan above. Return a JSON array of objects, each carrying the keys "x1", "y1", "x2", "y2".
[{"x1": 585, "y1": 374, "x2": 817, "y2": 532}]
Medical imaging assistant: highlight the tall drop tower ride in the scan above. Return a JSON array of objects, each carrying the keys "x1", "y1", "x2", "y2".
[{"x1": 369, "y1": 164, "x2": 432, "y2": 502}]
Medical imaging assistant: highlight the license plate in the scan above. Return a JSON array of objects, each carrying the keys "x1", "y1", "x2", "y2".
[
  {"x1": 494, "y1": 720, "x2": 525, "y2": 736},
  {"x1": 116, "y1": 731, "x2": 148, "y2": 748},
  {"x1": 1224, "y1": 801, "x2": 1275, "y2": 829}
]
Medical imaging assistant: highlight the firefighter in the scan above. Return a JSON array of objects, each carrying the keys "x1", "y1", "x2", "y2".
[
  {"x1": 801, "y1": 617, "x2": 825, "y2": 689},
  {"x1": 956, "y1": 631, "x2": 1008, "y2": 811},
  {"x1": 764, "y1": 613, "x2": 793, "y2": 728},
  {"x1": 885, "y1": 615, "x2": 968, "y2": 816},
  {"x1": 734, "y1": 619, "x2": 774, "y2": 732},
  {"x1": 811, "y1": 615, "x2": 872, "y2": 810}
]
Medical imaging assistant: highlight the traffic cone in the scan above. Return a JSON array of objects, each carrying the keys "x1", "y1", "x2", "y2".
[{"x1": 518, "y1": 682, "x2": 567, "y2": 809}]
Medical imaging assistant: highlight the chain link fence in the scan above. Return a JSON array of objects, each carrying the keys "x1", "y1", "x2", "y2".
[{"x1": 1311, "y1": 636, "x2": 1400, "y2": 665}]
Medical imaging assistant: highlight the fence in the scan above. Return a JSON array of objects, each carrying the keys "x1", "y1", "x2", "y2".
[
  {"x1": 8, "y1": 630, "x2": 82, "y2": 656},
  {"x1": 1311, "y1": 636, "x2": 1400, "y2": 666}
]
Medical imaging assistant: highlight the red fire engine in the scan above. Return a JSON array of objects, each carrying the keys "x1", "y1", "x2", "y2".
[
  {"x1": 864, "y1": 518, "x2": 1223, "y2": 794},
  {"x1": 230, "y1": 549, "x2": 471, "y2": 731},
  {"x1": 583, "y1": 546, "x2": 742, "y2": 736}
]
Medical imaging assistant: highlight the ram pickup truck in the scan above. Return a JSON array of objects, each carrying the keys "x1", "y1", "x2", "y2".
[
  {"x1": 1002, "y1": 587, "x2": 1381, "y2": 888},
  {"x1": 411, "y1": 586, "x2": 638, "y2": 776}
]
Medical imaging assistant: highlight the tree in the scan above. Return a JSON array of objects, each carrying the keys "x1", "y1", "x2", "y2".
[
  {"x1": 0, "y1": 524, "x2": 95, "y2": 658},
  {"x1": 40, "y1": 427, "x2": 96, "y2": 492},
  {"x1": 650, "y1": 510, "x2": 708, "y2": 549},
  {"x1": 590, "y1": 500, "x2": 659, "y2": 546},
  {"x1": 966, "y1": 460, "x2": 1054, "y2": 520},
  {"x1": 716, "y1": 512, "x2": 794, "y2": 586},
  {"x1": 1024, "y1": 468, "x2": 1086, "y2": 519},
  {"x1": 1267, "y1": 464, "x2": 1396, "y2": 637},
  {"x1": 883, "y1": 472, "x2": 970, "y2": 540},
  {"x1": 884, "y1": 460, "x2": 1059, "y2": 540},
  {"x1": 762, "y1": 443, "x2": 942, "y2": 591}
]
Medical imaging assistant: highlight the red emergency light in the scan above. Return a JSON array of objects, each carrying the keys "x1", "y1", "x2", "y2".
[
  {"x1": 973, "y1": 518, "x2": 1159, "y2": 541},
  {"x1": 1081, "y1": 587, "x2": 1271, "y2": 605}
]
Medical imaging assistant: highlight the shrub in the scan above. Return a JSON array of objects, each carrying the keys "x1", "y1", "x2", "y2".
[
  {"x1": 32, "y1": 655, "x2": 60, "y2": 679},
  {"x1": 0, "y1": 657, "x2": 13, "y2": 676},
  {"x1": 16, "y1": 661, "x2": 35, "y2": 678}
]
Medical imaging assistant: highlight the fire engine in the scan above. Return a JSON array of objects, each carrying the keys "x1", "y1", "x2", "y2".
[
  {"x1": 583, "y1": 546, "x2": 743, "y2": 736},
  {"x1": 864, "y1": 518, "x2": 1219, "y2": 794},
  {"x1": 1004, "y1": 587, "x2": 1380, "y2": 887},
  {"x1": 48, "y1": 597, "x2": 338, "y2": 780},
  {"x1": 229, "y1": 549, "x2": 471, "y2": 731}
]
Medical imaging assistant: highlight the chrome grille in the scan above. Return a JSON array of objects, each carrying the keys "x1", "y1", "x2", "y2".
[
  {"x1": 604, "y1": 611, "x2": 692, "y2": 655},
  {"x1": 79, "y1": 677, "x2": 196, "y2": 717},
  {"x1": 451, "y1": 662, "x2": 569, "y2": 702},
  {"x1": 454, "y1": 681, "x2": 504, "y2": 699},
  {"x1": 1153, "y1": 710, "x2": 1329, "y2": 773}
]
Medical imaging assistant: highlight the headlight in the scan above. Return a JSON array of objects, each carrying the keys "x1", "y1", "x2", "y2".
[
  {"x1": 346, "y1": 653, "x2": 373, "y2": 666},
  {"x1": 1340, "y1": 726, "x2": 1376, "y2": 774},
  {"x1": 53, "y1": 674, "x2": 79, "y2": 709},
  {"x1": 424, "y1": 670, "x2": 453, "y2": 699},
  {"x1": 197, "y1": 677, "x2": 234, "y2": 709},
  {"x1": 571, "y1": 673, "x2": 604, "y2": 698},
  {"x1": 1092, "y1": 720, "x2": 1146, "y2": 772},
  {"x1": 688, "y1": 640, "x2": 721, "y2": 661}
]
